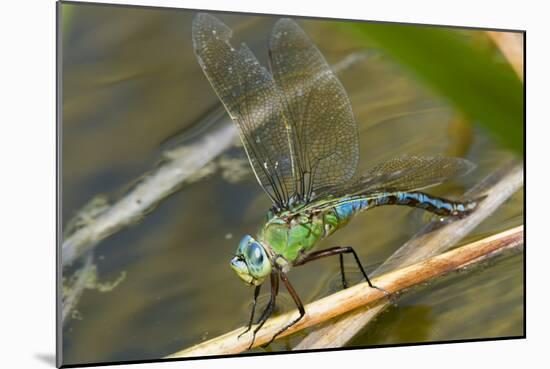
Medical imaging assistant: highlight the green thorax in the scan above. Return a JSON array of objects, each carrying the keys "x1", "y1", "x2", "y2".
[{"x1": 257, "y1": 207, "x2": 352, "y2": 264}]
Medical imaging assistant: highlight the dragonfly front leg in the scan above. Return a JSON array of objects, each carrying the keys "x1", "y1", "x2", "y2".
[
  {"x1": 262, "y1": 271, "x2": 305, "y2": 348},
  {"x1": 247, "y1": 271, "x2": 279, "y2": 350},
  {"x1": 295, "y1": 246, "x2": 389, "y2": 295},
  {"x1": 238, "y1": 284, "x2": 262, "y2": 339}
]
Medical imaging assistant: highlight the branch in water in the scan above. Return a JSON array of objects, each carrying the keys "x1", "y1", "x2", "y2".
[{"x1": 61, "y1": 121, "x2": 236, "y2": 267}]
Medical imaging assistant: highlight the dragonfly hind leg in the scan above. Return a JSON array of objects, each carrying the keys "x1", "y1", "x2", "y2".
[{"x1": 295, "y1": 246, "x2": 390, "y2": 296}]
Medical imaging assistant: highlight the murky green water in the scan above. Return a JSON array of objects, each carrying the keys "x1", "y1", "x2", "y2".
[{"x1": 61, "y1": 4, "x2": 524, "y2": 366}]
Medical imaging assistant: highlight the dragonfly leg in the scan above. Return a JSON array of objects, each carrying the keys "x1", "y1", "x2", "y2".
[
  {"x1": 254, "y1": 272, "x2": 279, "y2": 325},
  {"x1": 247, "y1": 271, "x2": 279, "y2": 350},
  {"x1": 339, "y1": 253, "x2": 347, "y2": 288},
  {"x1": 295, "y1": 246, "x2": 390, "y2": 296},
  {"x1": 262, "y1": 272, "x2": 305, "y2": 348},
  {"x1": 238, "y1": 284, "x2": 262, "y2": 339}
]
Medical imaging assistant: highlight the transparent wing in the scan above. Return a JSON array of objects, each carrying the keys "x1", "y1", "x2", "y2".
[
  {"x1": 337, "y1": 156, "x2": 476, "y2": 196},
  {"x1": 297, "y1": 156, "x2": 476, "y2": 213},
  {"x1": 192, "y1": 13, "x2": 295, "y2": 208},
  {"x1": 269, "y1": 18, "x2": 359, "y2": 202}
]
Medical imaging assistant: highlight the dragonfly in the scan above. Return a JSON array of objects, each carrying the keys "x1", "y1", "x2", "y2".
[{"x1": 192, "y1": 13, "x2": 482, "y2": 348}]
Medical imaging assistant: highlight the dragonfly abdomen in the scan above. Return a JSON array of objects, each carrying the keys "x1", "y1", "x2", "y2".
[
  {"x1": 332, "y1": 191, "x2": 479, "y2": 225},
  {"x1": 377, "y1": 191, "x2": 478, "y2": 216}
]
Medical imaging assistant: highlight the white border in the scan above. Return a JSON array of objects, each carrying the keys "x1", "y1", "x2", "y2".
[{"x1": 2, "y1": 0, "x2": 546, "y2": 368}]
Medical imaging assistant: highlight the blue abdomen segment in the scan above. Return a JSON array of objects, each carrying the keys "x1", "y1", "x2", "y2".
[
  {"x1": 333, "y1": 191, "x2": 479, "y2": 222},
  {"x1": 334, "y1": 198, "x2": 370, "y2": 220}
]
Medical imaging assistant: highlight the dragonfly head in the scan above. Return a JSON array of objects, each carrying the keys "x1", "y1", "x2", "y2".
[{"x1": 230, "y1": 235, "x2": 271, "y2": 286}]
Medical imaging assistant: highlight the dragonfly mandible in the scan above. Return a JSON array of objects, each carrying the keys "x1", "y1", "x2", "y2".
[{"x1": 192, "y1": 13, "x2": 481, "y2": 348}]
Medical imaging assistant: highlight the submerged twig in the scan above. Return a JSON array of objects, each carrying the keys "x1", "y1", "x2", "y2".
[
  {"x1": 62, "y1": 251, "x2": 94, "y2": 325},
  {"x1": 166, "y1": 225, "x2": 523, "y2": 358},
  {"x1": 62, "y1": 122, "x2": 236, "y2": 267},
  {"x1": 294, "y1": 161, "x2": 523, "y2": 349}
]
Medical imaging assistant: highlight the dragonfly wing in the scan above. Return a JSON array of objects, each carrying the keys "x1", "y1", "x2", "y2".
[
  {"x1": 193, "y1": 14, "x2": 296, "y2": 208},
  {"x1": 296, "y1": 156, "x2": 476, "y2": 214},
  {"x1": 269, "y1": 18, "x2": 359, "y2": 201},
  {"x1": 343, "y1": 155, "x2": 476, "y2": 195}
]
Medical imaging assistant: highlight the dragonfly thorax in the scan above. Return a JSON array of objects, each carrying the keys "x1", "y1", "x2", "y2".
[{"x1": 258, "y1": 211, "x2": 327, "y2": 264}]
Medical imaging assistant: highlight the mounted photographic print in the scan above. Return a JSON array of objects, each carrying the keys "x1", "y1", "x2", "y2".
[{"x1": 57, "y1": 1, "x2": 525, "y2": 367}]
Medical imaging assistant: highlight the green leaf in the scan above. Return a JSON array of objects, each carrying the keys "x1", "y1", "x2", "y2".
[{"x1": 339, "y1": 22, "x2": 523, "y2": 155}]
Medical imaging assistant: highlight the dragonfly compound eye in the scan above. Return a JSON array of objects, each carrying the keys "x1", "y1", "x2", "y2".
[
  {"x1": 245, "y1": 241, "x2": 271, "y2": 280},
  {"x1": 247, "y1": 242, "x2": 263, "y2": 262},
  {"x1": 230, "y1": 235, "x2": 271, "y2": 286}
]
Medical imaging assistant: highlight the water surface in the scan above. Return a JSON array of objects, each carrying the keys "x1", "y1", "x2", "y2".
[{"x1": 61, "y1": 4, "x2": 523, "y2": 365}]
